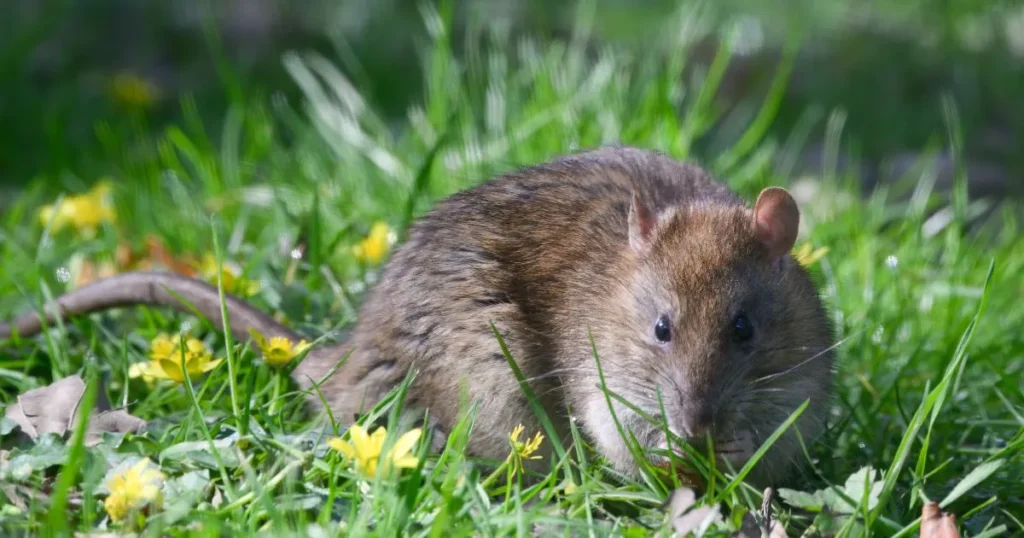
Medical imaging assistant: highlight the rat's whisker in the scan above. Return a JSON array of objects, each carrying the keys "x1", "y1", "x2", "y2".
[{"x1": 752, "y1": 334, "x2": 853, "y2": 386}]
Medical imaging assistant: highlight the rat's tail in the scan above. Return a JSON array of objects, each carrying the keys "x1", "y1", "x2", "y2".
[{"x1": 0, "y1": 271, "x2": 301, "y2": 344}]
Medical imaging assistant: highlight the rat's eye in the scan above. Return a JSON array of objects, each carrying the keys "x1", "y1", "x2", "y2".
[
  {"x1": 654, "y1": 315, "x2": 672, "y2": 343},
  {"x1": 732, "y1": 312, "x2": 754, "y2": 342}
]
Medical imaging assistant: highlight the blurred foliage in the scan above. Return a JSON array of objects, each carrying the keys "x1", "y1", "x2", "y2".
[{"x1": 2, "y1": 0, "x2": 1024, "y2": 189}]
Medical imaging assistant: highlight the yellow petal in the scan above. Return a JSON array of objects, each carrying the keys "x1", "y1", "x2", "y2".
[
  {"x1": 525, "y1": 432, "x2": 544, "y2": 453},
  {"x1": 348, "y1": 424, "x2": 373, "y2": 457},
  {"x1": 269, "y1": 337, "x2": 291, "y2": 351},
  {"x1": 182, "y1": 351, "x2": 204, "y2": 370},
  {"x1": 510, "y1": 424, "x2": 525, "y2": 443},
  {"x1": 264, "y1": 349, "x2": 293, "y2": 367},
  {"x1": 184, "y1": 338, "x2": 207, "y2": 354},
  {"x1": 104, "y1": 493, "x2": 129, "y2": 521},
  {"x1": 106, "y1": 473, "x2": 126, "y2": 491},
  {"x1": 392, "y1": 455, "x2": 420, "y2": 469},
  {"x1": 157, "y1": 358, "x2": 187, "y2": 383},
  {"x1": 127, "y1": 362, "x2": 148, "y2": 379},
  {"x1": 364, "y1": 459, "x2": 378, "y2": 477},
  {"x1": 793, "y1": 242, "x2": 829, "y2": 267},
  {"x1": 199, "y1": 358, "x2": 223, "y2": 373},
  {"x1": 328, "y1": 437, "x2": 356, "y2": 458},
  {"x1": 351, "y1": 221, "x2": 395, "y2": 264},
  {"x1": 129, "y1": 458, "x2": 150, "y2": 476},
  {"x1": 139, "y1": 485, "x2": 161, "y2": 506},
  {"x1": 135, "y1": 361, "x2": 171, "y2": 381},
  {"x1": 388, "y1": 428, "x2": 422, "y2": 460},
  {"x1": 149, "y1": 333, "x2": 177, "y2": 361},
  {"x1": 249, "y1": 328, "x2": 269, "y2": 351},
  {"x1": 38, "y1": 204, "x2": 56, "y2": 226},
  {"x1": 368, "y1": 426, "x2": 388, "y2": 455}
]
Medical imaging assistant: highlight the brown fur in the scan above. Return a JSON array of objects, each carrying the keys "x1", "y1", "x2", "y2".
[
  {"x1": 1, "y1": 146, "x2": 835, "y2": 487},
  {"x1": 295, "y1": 146, "x2": 835, "y2": 484}
]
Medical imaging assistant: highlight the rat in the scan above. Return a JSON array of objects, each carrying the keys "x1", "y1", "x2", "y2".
[{"x1": 0, "y1": 146, "x2": 836, "y2": 487}]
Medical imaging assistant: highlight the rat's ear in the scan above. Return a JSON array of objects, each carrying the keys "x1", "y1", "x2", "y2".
[
  {"x1": 752, "y1": 187, "x2": 800, "y2": 258},
  {"x1": 628, "y1": 191, "x2": 658, "y2": 255}
]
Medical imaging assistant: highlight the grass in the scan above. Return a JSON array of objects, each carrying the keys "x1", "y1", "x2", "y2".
[{"x1": 1, "y1": 3, "x2": 1023, "y2": 536}]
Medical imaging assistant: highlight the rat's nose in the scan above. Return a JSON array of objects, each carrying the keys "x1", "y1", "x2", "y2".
[{"x1": 679, "y1": 402, "x2": 714, "y2": 439}]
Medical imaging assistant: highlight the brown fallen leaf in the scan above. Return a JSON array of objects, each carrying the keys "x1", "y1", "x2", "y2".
[
  {"x1": 2, "y1": 483, "x2": 26, "y2": 512},
  {"x1": 921, "y1": 502, "x2": 962, "y2": 538},
  {"x1": 72, "y1": 235, "x2": 201, "y2": 288},
  {"x1": 144, "y1": 235, "x2": 199, "y2": 277},
  {"x1": 85, "y1": 410, "x2": 148, "y2": 447},
  {"x1": 73, "y1": 258, "x2": 120, "y2": 289},
  {"x1": 5, "y1": 376, "x2": 89, "y2": 438},
  {"x1": 3, "y1": 375, "x2": 146, "y2": 447}
]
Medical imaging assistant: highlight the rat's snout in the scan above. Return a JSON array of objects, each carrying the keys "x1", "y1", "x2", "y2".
[{"x1": 675, "y1": 401, "x2": 714, "y2": 439}]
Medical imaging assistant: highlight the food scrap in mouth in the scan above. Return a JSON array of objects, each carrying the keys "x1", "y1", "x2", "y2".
[
  {"x1": 653, "y1": 458, "x2": 706, "y2": 490},
  {"x1": 650, "y1": 442, "x2": 706, "y2": 490}
]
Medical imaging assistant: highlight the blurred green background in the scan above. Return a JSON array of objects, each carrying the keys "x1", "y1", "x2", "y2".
[{"x1": 1, "y1": 0, "x2": 1022, "y2": 197}]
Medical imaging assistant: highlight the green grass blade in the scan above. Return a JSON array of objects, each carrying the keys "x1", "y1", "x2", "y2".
[
  {"x1": 489, "y1": 322, "x2": 573, "y2": 483},
  {"x1": 868, "y1": 259, "x2": 996, "y2": 528}
]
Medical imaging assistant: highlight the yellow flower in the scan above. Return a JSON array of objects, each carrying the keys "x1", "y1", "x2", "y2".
[
  {"x1": 103, "y1": 458, "x2": 165, "y2": 522},
  {"x1": 249, "y1": 328, "x2": 312, "y2": 368},
  {"x1": 127, "y1": 362, "x2": 157, "y2": 385},
  {"x1": 148, "y1": 332, "x2": 178, "y2": 362},
  {"x1": 110, "y1": 72, "x2": 161, "y2": 109},
  {"x1": 129, "y1": 333, "x2": 223, "y2": 383},
  {"x1": 351, "y1": 221, "x2": 396, "y2": 265},
  {"x1": 197, "y1": 254, "x2": 260, "y2": 297},
  {"x1": 37, "y1": 180, "x2": 117, "y2": 237},
  {"x1": 793, "y1": 241, "x2": 829, "y2": 267},
  {"x1": 506, "y1": 424, "x2": 544, "y2": 475},
  {"x1": 327, "y1": 424, "x2": 422, "y2": 478}
]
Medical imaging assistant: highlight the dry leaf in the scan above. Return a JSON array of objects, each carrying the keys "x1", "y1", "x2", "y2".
[
  {"x1": 73, "y1": 258, "x2": 119, "y2": 289},
  {"x1": 2, "y1": 483, "x2": 27, "y2": 511},
  {"x1": 921, "y1": 502, "x2": 961, "y2": 538},
  {"x1": 5, "y1": 376, "x2": 88, "y2": 438},
  {"x1": 72, "y1": 235, "x2": 201, "y2": 288},
  {"x1": 144, "y1": 235, "x2": 199, "y2": 276},
  {"x1": 114, "y1": 241, "x2": 138, "y2": 269},
  {"x1": 667, "y1": 486, "x2": 721, "y2": 537},
  {"x1": 3, "y1": 375, "x2": 146, "y2": 447},
  {"x1": 668, "y1": 486, "x2": 697, "y2": 514},
  {"x1": 85, "y1": 410, "x2": 148, "y2": 446}
]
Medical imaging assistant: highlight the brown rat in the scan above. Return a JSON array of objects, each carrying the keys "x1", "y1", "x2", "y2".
[{"x1": 0, "y1": 146, "x2": 835, "y2": 487}]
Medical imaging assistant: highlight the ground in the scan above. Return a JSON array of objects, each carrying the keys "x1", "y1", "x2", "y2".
[{"x1": 0, "y1": 4, "x2": 1022, "y2": 537}]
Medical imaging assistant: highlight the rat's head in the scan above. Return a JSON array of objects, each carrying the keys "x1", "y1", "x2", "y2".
[{"x1": 581, "y1": 187, "x2": 835, "y2": 487}]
